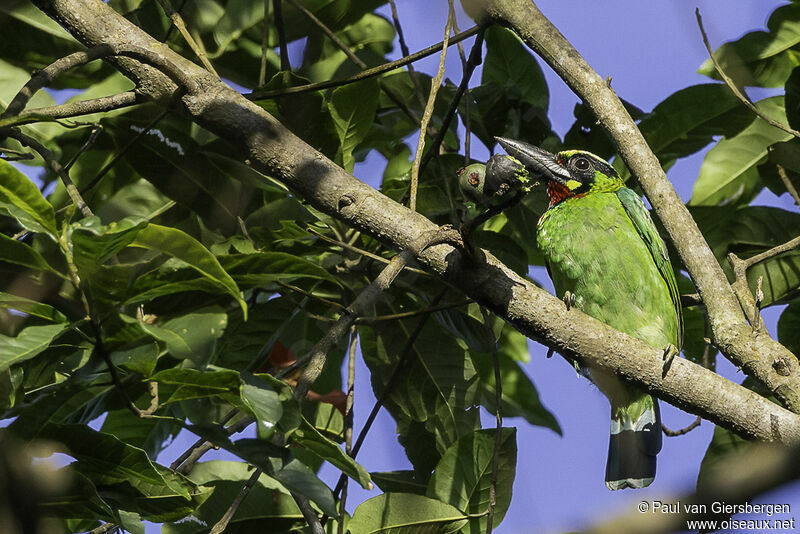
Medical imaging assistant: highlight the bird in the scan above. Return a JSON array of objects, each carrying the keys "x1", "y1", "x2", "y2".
[{"x1": 496, "y1": 137, "x2": 683, "y2": 490}]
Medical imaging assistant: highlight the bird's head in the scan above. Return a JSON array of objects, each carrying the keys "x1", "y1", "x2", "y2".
[{"x1": 495, "y1": 137, "x2": 623, "y2": 207}]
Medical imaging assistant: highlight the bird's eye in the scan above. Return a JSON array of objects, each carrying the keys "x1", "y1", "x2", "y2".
[{"x1": 573, "y1": 156, "x2": 591, "y2": 171}]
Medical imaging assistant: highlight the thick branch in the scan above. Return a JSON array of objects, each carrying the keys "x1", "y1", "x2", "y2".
[
  {"x1": 476, "y1": 0, "x2": 800, "y2": 412},
  {"x1": 33, "y1": 0, "x2": 800, "y2": 443}
]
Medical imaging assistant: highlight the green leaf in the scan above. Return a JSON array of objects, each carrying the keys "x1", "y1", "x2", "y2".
[
  {"x1": 0, "y1": 291, "x2": 66, "y2": 322},
  {"x1": 370, "y1": 470, "x2": 428, "y2": 495},
  {"x1": 328, "y1": 78, "x2": 379, "y2": 173},
  {"x1": 427, "y1": 428, "x2": 517, "y2": 533},
  {"x1": 9, "y1": 381, "x2": 114, "y2": 440},
  {"x1": 219, "y1": 251, "x2": 338, "y2": 287},
  {"x1": 70, "y1": 216, "x2": 149, "y2": 276},
  {"x1": 117, "y1": 510, "x2": 145, "y2": 534},
  {"x1": 0, "y1": 323, "x2": 68, "y2": 372},
  {"x1": 482, "y1": 26, "x2": 548, "y2": 110},
  {"x1": 240, "y1": 372, "x2": 283, "y2": 439},
  {"x1": 360, "y1": 318, "x2": 481, "y2": 460},
  {"x1": 140, "y1": 308, "x2": 228, "y2": 365},
  {"x1": 101, "y1": 405, "x2": 182, "y2": 458},
  {"x1": 636, "y1": 84, "x2": 745, "y2": 164},
  {"x1": 0, "y1": 158, "x2": 57, "y2": 236},
  {"x1": 150, "y1": 367, "x2": 241, "y2": 404},
  {"x1": 133, "y1": 224, "x2": 247, "y2": 317},
  {"x1": 0, "y1": 232, "x2": 59, "y2": 274},
  {"x1": 471, "y1": 26, "x2": 552, "y2": 149},
  {"x1": 164, "y1": 461, "x2": 302, "y2": 533},
  {"x1": 690, "y1": 97, "x2": 793, "y2": 206},
  {"x1": 35, "y1": 423, "x2": 197, "y2": 501},
  {"x1": 349, "y1": 493, "x2": 468, "y2": 534},
  {"x1": 258, "y1": 445, "x2": 338, "y2": 517},
  {"x1": 293, "y1": 416, "x2": 372, "y2": 489},
  {"x1": 693, "y1": 206, "x2": 800, "y2": 305},
  {"x1": 785, "y1": 66, "x2": 800, "y2": 131},
  {"x1": 698, "y1": 4, "x2": 800, "y2": 88}
]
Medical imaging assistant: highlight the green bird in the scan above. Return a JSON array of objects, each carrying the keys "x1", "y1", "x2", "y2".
[{"x1": 496, "y1": 137, "x2": 682, "y2": 490}]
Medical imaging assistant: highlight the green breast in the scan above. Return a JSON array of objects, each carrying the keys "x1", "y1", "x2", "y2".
[{"x1": 537, "y1": 192, "x2": 678, "y2": 349}]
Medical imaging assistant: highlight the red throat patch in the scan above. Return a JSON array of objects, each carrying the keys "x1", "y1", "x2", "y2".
[{"x1": 546, "y1": 181, "x2": 574, "y2": 207}]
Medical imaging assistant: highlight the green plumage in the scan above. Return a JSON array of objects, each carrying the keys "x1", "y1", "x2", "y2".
[{"x1": 496, "y1": 138, "x2": 682, "y2": 490}]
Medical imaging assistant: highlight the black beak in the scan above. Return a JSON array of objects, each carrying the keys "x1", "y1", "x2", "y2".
[{"x1": 495, "y1": 137, "x2": 571, "y2": 185}]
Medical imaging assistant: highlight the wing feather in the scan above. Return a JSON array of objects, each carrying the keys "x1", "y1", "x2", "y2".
[{"x1": 615, "y1": 187, "x2": 683, "y2": 350}]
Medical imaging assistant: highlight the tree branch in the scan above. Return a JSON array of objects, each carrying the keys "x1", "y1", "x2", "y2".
[
  {"x1": 246, "y1": 25, "x2": 482, "y2": 100},
  {"x1": 156, "y1": 0, "x2": 218, "y2": 76},
  {"x1": 696, "y1": 9, "x2": 800, "y2": 141},
  {"x1": 475, "y1": 0, "x2": 800, "y2": 412},
  {"x1": 32, "y1": 0, "x2": 800, "y2": 444},
  {"x1": 409, "y1": 11, "x2": 452, "y2": 212},
  {"x1": 292, "y1": 227, "x2": 462, "y2": 400}
]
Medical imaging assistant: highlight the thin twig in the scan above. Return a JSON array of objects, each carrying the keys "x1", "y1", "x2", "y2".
[
  {"x1": 776, "y1": 165, "x2": 800, "y2": 208},
  {"x1": 156, "y1": 0, "x2": 219, "y2": 75},
  {"x1": 7, "y1": 129, "x2": 93, "y2": 218},
  {"x1": 273, "y1": 0, "x2": 290, "y2": 71},
  {"x1": 333, "y1": 288, "x2": 448, "y2": 499},
  {"x1": 419, "y1": 28, "x2": 484, "y2": 174},
  {"x1": 481, "y1": 307, "x2": 503, "y2": 534},
  {"x1": 727, "y1": 233, "x2": 800, "y2": 329},
  {"x1": 285, "y1": 0, "x2": 428, "y2": 131},
  {"x1": 287, "y1": 0, "x2": 364, "y2": 68},
  {"x1": 259, "y1": 0, "x2": 271, "y2": 86},
  {"x1": 356, "y1": 299, "x2": 472, "y2": 323},
  {"x1": 276, "y1": 280, "x2": 346, "y2": 310},
  {"x1": 696, "y1": 9, "x2": 800, "y2": 140},
  {"x1": 162, "y1": 0, "x2": 189, "y2": 41},
  {"x1": 246, "y1": 25, "x2": 482, "y2": 100},
  {"x1": 293, "y1": 227, "x2": 463, "y2": 401},
  {"x1": 293, "y1": 492, "x2": 325, "y2": 534},
  {"x1": 209, "y1": 467, "x2": 263, "y2": 534},
  {"x1": 2, "y1": 92, "x2": 141, "y2": 127},
  {"x1": 170, "y1": 408, "x2": 240, "y2": 472},
  {"x1": 742, "y1": 235, "x2": 800, "y2": 269},
  {"x1": 89, "y1": 523, "x2": 118, "y2": 534},
  {"x1": 388, "y1": 0, "x2": 427, "y2": 108},
  {"x1": 338, "y1": 325, "x2": 358, "y2": 534},
  {"x1": 78, "y1": 106, "x2": 173, "y2": 197},
  {"x1": 307, "y1": 227, "x2": 431, "y2": 276},
  {"x1": 65, "y1": 125, "x2": 103, "y2": 172},
  {"x1": 663, "y1": 321, "x2": 710, "y2": 436},
  {"x1": 409, "y1": 9, "x2": 454, "y2": 212},
  {"x1": 1, "y1": 44, "x2": 198, "y2": 122},
  {"x1": 452, "y1": 15, "x2": 473, "y2": 165},
  {"x1": 0, "y1": 147, "x2": 34, "y2": 160}
]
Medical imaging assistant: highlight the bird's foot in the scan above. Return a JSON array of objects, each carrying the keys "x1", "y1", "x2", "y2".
[
  {"x1": 661, "y1": 343, "x2": 679, "y2": 377},
  {"x1": 562, "y1": 291, "x2": 576, "y2": 311}
]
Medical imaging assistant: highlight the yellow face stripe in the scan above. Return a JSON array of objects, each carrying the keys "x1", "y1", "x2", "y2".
[{"x1": 565, "y1": 179, "x2": 583, "y2": 190}]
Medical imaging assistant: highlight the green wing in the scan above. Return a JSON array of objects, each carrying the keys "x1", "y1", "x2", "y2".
[{"x1": 616, "y1": 187, "x2": 683, "y2": 350}]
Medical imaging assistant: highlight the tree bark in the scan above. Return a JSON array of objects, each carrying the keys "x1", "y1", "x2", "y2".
[{"x1": 29, "y1": 0, "x2": 800, "y2": 443}]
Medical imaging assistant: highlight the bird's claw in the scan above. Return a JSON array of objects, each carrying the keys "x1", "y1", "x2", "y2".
[
  {"x1": 563, "y1": 291, "x2": 576, "y2": 311},
  {"x1": 662, "y1": 343, "x2": 678, "y2": 362},
  {"x1": 661, "y1": 343, "x2": 679, "y2": 378}
]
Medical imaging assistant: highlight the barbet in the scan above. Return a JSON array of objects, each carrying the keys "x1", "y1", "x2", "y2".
[{"x1": 497, "y1": 138, "x2": 682, "y2": 490}]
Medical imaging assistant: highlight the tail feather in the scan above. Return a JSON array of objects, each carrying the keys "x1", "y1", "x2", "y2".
[{"x1": 605, "y1": 396, "x2": 661, "y2": 490}]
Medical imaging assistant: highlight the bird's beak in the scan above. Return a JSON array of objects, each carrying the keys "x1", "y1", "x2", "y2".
[{"x1": 495, "y1": 137, "x2": 571, "y2": 185}]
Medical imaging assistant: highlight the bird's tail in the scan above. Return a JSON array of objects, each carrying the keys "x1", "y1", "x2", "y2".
[{"x1": 605, "y1": 393, "x2": 661, "y2": 490}]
